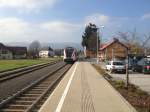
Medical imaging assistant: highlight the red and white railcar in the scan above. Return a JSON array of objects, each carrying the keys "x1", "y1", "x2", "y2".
[{"x1": 63, "y1": 47, "x2": 78, "y2": 63}]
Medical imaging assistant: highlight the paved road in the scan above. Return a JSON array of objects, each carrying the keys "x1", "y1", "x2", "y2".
[
  {"x1": 95, "y1": 61, "x2": 150, "y2": 94},
  {"x1": 110, "y1": 73, "x2": 150, "y2": 94}
]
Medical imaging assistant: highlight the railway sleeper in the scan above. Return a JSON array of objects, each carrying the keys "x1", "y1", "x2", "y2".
[
  {"x1": 35, "y1": 85, "x2": 48, "y2": 88},
  {"x1": 36, "y1": 84, "x2": 49, "y2": 86},
  {"x1": 39, "y1": 83, "x2": 50, "y2": 85},
  {"x1": 4, "y1": 104, "x2": 29, "y2": 109},
  {"x1": 0, "y1": 108, "x2": 25, "y2": 112},
  {"x1": 29, "y1": 88, "x2": 46, "y2": 91},
  {"x1": 22, "y1": 93, "x2": 42, "y2": 95},
  {"x1": 28, "y1": 89, "x2": 44, "y2": 92},
  {"x1": 21, "y1": 94, "x2": 40, "y2": 97},
  {"x1": 33, "y1": 87, "x2": 48, "y2": 89},
  {"x1": 25, "y1": 91, "x2": 43, "y2": 94},
  {"x1": 16, "y1": 97, "x2": 37, "y2": 101},
  {"x1": 12, "y1": 100, "x2": 33, "y2": 105},
  {"x1": 24, "y1": 92, "x2": 43, "y2": 95}
]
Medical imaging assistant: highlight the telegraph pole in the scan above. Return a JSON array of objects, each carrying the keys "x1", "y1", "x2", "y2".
[
  {"x1": 97, "y1": 28, "x2": 99, "y2": 63},
  {"x1": 125, "y1": 48, "x2": 129, "y2": 88}
]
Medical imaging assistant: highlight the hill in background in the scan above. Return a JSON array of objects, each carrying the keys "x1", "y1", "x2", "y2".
[{"x1": 5, "y1": 42, "x2": 83, "y2": 50}]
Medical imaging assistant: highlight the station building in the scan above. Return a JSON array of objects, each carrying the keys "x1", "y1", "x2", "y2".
[{"x1": 99, "y1": 38, "x2": 128, "y2": 61}]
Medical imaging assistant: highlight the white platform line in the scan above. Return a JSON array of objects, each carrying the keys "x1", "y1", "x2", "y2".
[{"x1": 55, "y1": 62, "x2": 78, "y2": 112}]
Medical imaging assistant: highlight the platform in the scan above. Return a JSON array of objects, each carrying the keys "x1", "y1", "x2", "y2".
[{"x1": 39, "y1": 62, "x2": 137, "y2": 112}]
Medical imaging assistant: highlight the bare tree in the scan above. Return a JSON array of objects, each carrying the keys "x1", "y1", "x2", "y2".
[
  {"x1": 28, "y1": 40, "x2": 41, "y2": 59},
  {"x1": 117, "y1": 29, "x2": 150, "y2": 55}
]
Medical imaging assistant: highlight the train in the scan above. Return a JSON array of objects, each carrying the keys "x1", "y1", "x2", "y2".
[{"x1": 63, "y1": 47, "x2": 78, "y2": 63}]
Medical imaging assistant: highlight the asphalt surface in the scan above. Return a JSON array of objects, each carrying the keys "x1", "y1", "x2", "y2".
[
  {"x1": 0, "y1": 61, "x2": 65, "y2": 102},
  {"x1": 96, "y1": 61, "x2": 150, "y2": 94},
  {"x1": 85, "y1": 58, "x2": 150, "y2": 94},
  {"x1": 110, "y1": 73, "x2": 150, "y2": 94}
]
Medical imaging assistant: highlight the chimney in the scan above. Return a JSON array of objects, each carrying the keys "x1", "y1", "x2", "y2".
[{"x1": 113, "y1": 38, "x2": 119, "y2": 42}]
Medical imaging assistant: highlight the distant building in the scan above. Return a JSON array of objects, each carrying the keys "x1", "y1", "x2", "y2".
[
  {"x1": 0, "y1": 43, "x2": 13, "y2": 59},
  {"x1": 54, "y1": 49, "x2": 63, "y2": 57},
  {"x1": 39, "y1": 50, "x2": 49, "y2": 58},
  {"x1": 7, "y1": 46, "x2": 27, "y2": 59},
  {"x1": 99, "y1": 38, "x2": 128, "y2": 61},
  {"x1": 39, "y1": 47, "x2": 55, "y2": 58},
  {"x1": 0, "y1": 43, "x2": 27, "y2": 59}
]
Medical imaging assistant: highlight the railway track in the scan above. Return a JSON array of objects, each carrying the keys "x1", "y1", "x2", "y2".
[
  {"x1": 0, "y1": 61, "x2": 60, "y2": 83},
  {"x1": 0, "y1": 63, "x2": 72, "y2": 112}
]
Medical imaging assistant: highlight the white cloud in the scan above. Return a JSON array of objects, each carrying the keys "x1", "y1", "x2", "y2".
[
  {"x1": 85, "y1": 13, "x2": 110, "y2": 26},
  {"x1": 85, "y1": 13, "x2": 129, "y2": 26},
  {"x1": 41, "y1": 21, "x2": 81, "y2": 33},
  {"x1": 0, "y1": 17, "x2": 82, "y2": 43},
  {"x1": 0, "y1": 14, "x2": 131, "y2": 43},
  {"x1": 141, "y1": 13, "x2": 150, "y2": 20},
  {"x1": 0, "y1": 0, "x2": 58, "y2": 12},
  {"x1": 0, "y1": 17, "x2": 29, "y2": 37},
  {"x1": 84, "y1": 13, "x2": 132, "y2": 41}
]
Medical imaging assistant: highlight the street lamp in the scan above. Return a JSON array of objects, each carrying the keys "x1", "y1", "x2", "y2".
[{"x1": 97, "y1": 26, "x2": 104, "y2": 63}]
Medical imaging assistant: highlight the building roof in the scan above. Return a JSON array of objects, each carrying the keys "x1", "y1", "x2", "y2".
[
  {"x1": 0, "y1": 43, "x2": 8, "y2": 49},
  {"x1": 40, "y1": 46, "x2": 53, "y2": 51},
  {"x1": 100, "y1": 38, "x2": 128, "y2": 51},
  {"x1": 0, "y1": 42, "x2": 27, "y2": 55}
]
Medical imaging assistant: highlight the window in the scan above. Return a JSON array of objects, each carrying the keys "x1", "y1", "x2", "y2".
[{"x1": 2, "y1": 50, "x2": 8, "y2": 54}]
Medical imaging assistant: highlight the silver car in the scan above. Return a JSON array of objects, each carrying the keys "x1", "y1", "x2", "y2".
[{"x1": 106, "y1": 61, "x2": 126, "y2": 73}]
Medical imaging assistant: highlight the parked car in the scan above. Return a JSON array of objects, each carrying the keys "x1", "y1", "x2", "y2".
[
  {"x1": 106, "y1": 61, "x2": 126, "y2": 73},
  {"x1": 143, "y1": 60, "x2": 150, "y2": 74},
  {"x1": 131, "y1": 58, "x2": 150, "y2": 74},
  {"x1": 131, "y1": 63, "x2": 143, "y2": 72}
]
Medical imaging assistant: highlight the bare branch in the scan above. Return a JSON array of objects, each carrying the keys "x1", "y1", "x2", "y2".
[{"x1": 142, "y1": 35, "x2": 150, "y2": 47}]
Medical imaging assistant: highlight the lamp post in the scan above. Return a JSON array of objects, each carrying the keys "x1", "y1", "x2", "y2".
[{"x1": 96, "y1": 26, "x2": 104, "y2": 63}]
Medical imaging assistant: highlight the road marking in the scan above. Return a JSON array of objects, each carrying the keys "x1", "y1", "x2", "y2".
[{"x1": 55, "y1": 62, "x2": 78, "y2": 112}]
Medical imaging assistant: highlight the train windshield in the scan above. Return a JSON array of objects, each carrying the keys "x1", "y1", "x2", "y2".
[{"x1": 66, "y1": 48, "x2": 74, "y2": 57}]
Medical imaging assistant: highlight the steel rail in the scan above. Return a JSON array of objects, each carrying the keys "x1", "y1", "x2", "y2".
[
  {"x1": 0, "y1": 61, "x2": 60, "y2": 83},
  {"x1": 0, "y1": 63, "x2": 71, "y2": 112}
]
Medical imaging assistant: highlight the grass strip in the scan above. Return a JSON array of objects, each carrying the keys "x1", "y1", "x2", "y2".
[{"x1": 0, "y1": 58, "x2": 62, "y2": 72}]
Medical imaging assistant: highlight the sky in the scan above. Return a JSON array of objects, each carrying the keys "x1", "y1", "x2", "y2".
[{"x1": 0, "y1": 0, "x2": 150, "y2": 43}]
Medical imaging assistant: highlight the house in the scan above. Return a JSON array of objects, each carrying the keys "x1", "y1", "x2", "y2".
[
  {"x1": 7, "y1": 46, "x2": 27, "y2": 59},
  {"x1": 0, "y1": 43, "x2": 27, "y2": 59},
  {"x1": 99, "y1": 38, "x2": 128, "y2": 61},
  {"x1": 39, "y1": 50, "x2": 49, "y2": 58},
  {"x1": 0, "y1": 43, "x2": 13, "y2": 59},
  {"x1": 39, "y1": 47, "x2": 55, "y2": 58}
]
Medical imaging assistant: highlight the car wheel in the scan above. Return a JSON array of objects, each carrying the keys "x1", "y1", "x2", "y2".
[
  {"x1": 109, "y1": 69, "x2": 113, "y2": 73},
  {"x1": 142, "y1": 69, "x2": 145, "y2": 74}
]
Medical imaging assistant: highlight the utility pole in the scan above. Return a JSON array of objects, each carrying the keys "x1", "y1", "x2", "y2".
[
  {"x1": 125, "y1": 48, "x2": 129, "y2": 88},
  {"x1": 97, "y1": 28, "x2": 99, "y2": 63},
  {"x1": 97, "y1": 26, "x2": 104, "y2": 63},
  {"x1": 112, "y1": 49, "x2": 114, "y2": 61}
]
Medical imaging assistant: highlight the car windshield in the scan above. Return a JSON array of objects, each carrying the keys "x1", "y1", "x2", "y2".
[
  {"x1": 113, "y1": 62, "x2": 124, "y2": 65},
  {"x1": 145, "y1": 61, "x2": 150, "y2": 65}
]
